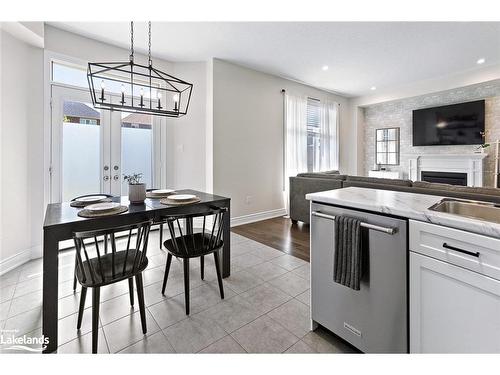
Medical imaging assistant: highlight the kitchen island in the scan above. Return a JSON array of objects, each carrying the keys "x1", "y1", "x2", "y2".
[{"x1": 306, "y1": 187, "x2": 500, "y2": 353}]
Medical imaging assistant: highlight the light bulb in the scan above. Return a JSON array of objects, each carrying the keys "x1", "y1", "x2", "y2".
[
  {"x1": 121, "y1": 84, "x2": 125, "y2": 93},
  {"x1": 173, "y1": 93, "x2": 179, "y2": 103},
  {"x1": 140, "y1": 88, "x2": 144, "y2": 96},
  {"x1": 101, "y1": 80, "x2": 105, "y2": 89},
  {"x1": 157, "y1": 92, "x2": 162, "y2": 99}
]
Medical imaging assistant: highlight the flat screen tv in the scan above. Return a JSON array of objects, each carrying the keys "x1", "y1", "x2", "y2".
[{"x1": 412, "y1": 100, "x2": 485, "y2": 146}]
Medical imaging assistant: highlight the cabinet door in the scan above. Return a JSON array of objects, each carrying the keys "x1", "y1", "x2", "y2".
[{"x1": 410, "y1": 252, "x2": 500, "y2": 353}]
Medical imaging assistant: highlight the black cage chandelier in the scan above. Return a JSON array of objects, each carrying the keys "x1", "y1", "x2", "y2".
[{"x1": 87, "y1": 22, "x2": 193, "y2": 118}]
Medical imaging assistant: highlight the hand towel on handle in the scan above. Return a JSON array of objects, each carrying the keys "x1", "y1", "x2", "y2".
[{"x1": 333, "y1": 216, "x2": 362, "y2": 290}]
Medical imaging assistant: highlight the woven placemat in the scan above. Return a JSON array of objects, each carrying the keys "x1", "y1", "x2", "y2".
[
  {"x1": 77, "y1": 205, "x2": 128, "y2": 218},
  {"x1": 70, "y1": 198, "x2": 112, "y2": 208},
  {"x1": 146, "y1": 192, "x2": 175, "y2": 199},
  {"x1": 160, "y1": 197, "x2": 201, "y2": 206}
]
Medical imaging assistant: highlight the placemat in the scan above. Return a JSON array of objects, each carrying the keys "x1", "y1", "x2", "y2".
[
  {"x1": 70, "y1": 198, "x2": 112, "y2": 208},
  {"x1": 146, "y1": 192, "x2": 175, "y2": 199},
  {"x1": 160, "y1": 197, "x2": 201, "y2": 206},
  {"x1": 77, "y1": 205, "x2": 128, "y2": 218}
]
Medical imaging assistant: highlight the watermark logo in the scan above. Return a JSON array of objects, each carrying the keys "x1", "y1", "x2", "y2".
[{"x1": 1, "y1": 329, "x2": 48, "y2": 353}]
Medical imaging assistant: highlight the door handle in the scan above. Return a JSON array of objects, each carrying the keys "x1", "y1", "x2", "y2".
[
  {"x1": 113, "y1": 175, "x2": 119, "y2": 181},
  {"x1": 103, "y1": 175, "x2": 110, "y2": 181},
  {"x1": 442, "y1": 242, "x2": 480, "y2": 258},
  {"x1": 104, "y1": 165, "x2": 109, "y2": 171}
]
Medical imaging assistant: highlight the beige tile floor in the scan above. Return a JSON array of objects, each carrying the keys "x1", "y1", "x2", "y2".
[{"x1": 0, "y1": 231, "x2": 357, "y2": 354}]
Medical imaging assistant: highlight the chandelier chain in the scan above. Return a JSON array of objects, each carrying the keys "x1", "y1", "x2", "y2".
[
  {"x1": 130, "y1": 21, "x2": 134, "y2": 62},
  {"x1": 148, "y1": 21, "x2": 152, "y2": 66}
]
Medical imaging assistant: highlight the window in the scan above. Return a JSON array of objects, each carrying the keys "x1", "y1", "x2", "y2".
[{"x1": 306, "y1": 98, "x2": 321, "y2": 172}]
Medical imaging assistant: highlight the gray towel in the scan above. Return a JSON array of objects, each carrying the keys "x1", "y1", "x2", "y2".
[{"x1": 333, "y1": 216, "x2": 362, "y2": 290}]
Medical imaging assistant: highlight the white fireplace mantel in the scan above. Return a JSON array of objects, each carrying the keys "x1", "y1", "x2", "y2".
[{"x1": 408, "y1": 153, "x2": 488, "y2": 187}]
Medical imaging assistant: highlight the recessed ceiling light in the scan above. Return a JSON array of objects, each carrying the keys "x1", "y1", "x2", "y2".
[
  {"x1": 322, "y1": 65, "x2": 329, "y2": 71},
  {"x1": 477, "y1": 58, "x2": 486, "y2": 65},
  {"x1": 370, "y1": 86, "x2": 377, "y2": 91}
]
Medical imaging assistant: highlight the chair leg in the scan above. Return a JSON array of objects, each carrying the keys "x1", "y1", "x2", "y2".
[
  {"x1": 73, "y1": 257, "x2": 78, "y2": 291},
  {"x1": 159, "y1": 224, "x2": 163, "y2": 249},
  {"x1": 213, "y1": 251, "x2": 224, "y2": 299},
  {"x1": 183, "y1": 258, "x2": 190, "y2": 315},
  {"x1": 161, "y1": 253, "x2": 172, "y2": 295},
  {"x1": 128, "y1": 278, "x2": 134, "y2": 306},
  {"x1": 135, "y1": 273, "x2": 147, "y2": 334},
  {"x1": 200, "y1": 256, "x2": 204, "y2": 280},
  {"x1": 77, "y1": 287, "x2": 87, "y2": 329},
  {"x1": 92, "y1": 287, "x2": 100, "y2": 354}
]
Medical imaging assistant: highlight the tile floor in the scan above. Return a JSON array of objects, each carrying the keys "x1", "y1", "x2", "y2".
[{"x1": 0, "y1": 231, "x2": 356, "y2": 354}]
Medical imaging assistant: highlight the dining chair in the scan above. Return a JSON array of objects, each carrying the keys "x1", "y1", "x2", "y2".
[
  {"x1": 72, "y1": 220, "x2": 152, "y2": 353},
  {"x1": 71, "y1": 194, "x2": 114, "y2": 292},
  {"x1": 160, "y1": 207, "x2": 227, "y2": 315}
]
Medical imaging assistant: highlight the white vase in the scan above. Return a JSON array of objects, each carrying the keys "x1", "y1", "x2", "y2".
[{"x1": 128, "y1": 183, "x2": 146, "y2": 204}]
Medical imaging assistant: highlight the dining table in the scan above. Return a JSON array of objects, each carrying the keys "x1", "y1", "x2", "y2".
[{"x1": 41, "y1": 189, "x2": 231, "y2": 353}]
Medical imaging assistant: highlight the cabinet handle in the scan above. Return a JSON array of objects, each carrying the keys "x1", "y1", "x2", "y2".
[{"x1": 443, "y1": 242, "x2": 480, "y2": 258}]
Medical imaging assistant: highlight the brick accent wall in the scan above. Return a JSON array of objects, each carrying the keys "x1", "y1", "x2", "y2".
[{"x1": 363, "y1": 79, "x2": 500, "y2": 187}]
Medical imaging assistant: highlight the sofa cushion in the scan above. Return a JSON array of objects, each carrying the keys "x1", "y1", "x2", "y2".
[
  {"x1": 296, "y1": 173, "x2": 346, "y2": 180},
  {"x1": 412, "y1": 181, "x2": 500, "y2": 197},
  {"x1": 345, "y1": 175, "x2": 412, "y2": 187}
]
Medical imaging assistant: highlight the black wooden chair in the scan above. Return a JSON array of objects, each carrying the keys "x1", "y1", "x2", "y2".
[
  {"x1": 72, "y1": 220, "x2": 152, "y2": 353},
  {"x1": 161, "y1": 207, "x2": 227, "y2": 315},
  {"x1": 71, "y1": 194, "x2": 114, "y2": 292}
]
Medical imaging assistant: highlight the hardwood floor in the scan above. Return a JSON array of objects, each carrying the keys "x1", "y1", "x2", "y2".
[{"x1": 232, "y1": 217, "x2": 310, "y2": 262}]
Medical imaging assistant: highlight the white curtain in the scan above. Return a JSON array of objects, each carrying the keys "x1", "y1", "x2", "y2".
[
  {"x1": 319, "y1": 101, "x2": 339, "y2": 171},
  {"x1": 284, "y1": 93, "x2": 308, "y2": 213}
]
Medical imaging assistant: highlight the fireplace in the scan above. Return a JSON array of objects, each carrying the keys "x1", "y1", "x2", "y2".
[{"x1": 421, "y1": 171, "x2": 468, "y2": 186}]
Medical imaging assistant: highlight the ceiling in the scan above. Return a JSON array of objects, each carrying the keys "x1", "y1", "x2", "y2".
[{"x1": 49, "y1": 22, "x2": 500, "y2": 97}]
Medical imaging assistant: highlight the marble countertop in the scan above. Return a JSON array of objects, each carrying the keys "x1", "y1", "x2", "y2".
[{"x1": 306, "y1": 187, "x2": 500, "y2": 239}]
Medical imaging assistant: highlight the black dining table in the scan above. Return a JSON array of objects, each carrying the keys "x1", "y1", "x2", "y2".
[{"x1": 41, "y1": 189, "x2": 230, "y2": 353}]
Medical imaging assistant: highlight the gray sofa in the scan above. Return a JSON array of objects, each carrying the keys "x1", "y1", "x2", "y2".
[{"x1": 290, "y1": 172, "x2": 500, "y2": 224}]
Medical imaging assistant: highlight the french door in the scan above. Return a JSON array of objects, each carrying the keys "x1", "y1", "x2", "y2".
[{"x1": 50, "y1": 85, "x2": 164, "y2": 203}]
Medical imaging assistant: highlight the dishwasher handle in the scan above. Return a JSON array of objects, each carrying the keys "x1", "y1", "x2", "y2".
[{"x1": 311, "y1": 211, "x2": 397, "y2": 235}]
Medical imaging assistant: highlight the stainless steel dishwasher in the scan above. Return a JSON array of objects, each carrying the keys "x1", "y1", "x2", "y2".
[{"x1": 310, "y1": 202, "x2": 408, "y2": 353}]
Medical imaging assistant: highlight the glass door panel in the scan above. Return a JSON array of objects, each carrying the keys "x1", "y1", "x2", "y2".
[
  {"x1": 61, "y1": 101, "x2": 102, "y2": 201},
  {"x1": 120, "y1": 113, "x2": 153, "y2": 194}
]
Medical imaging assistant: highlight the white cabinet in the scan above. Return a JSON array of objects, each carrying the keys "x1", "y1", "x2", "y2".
[
  {"x1": 368, "y1": 170, "x2": 401, "y2": 179},
  {"x1": 409, "y1": 220, "x2": 500, "y2": 353}
]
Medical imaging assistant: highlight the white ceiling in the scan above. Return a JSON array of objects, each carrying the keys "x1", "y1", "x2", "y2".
[{"x1": 49, "y1": 22, "x2": 500, "y2": 97}]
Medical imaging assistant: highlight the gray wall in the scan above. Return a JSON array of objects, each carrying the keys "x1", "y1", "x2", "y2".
[
  {"x1": 212, "y1": 59, "x2": 350, "y2": 219},
  {"x1": 362, "y1": 79, "x2": 500, "y2": 187}
]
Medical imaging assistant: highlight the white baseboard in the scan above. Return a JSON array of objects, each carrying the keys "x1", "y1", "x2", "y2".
[
  {"x1": 0, "y1": 248, "x2": 32, "y2": 276},
  {"x1": 231, "y1": 208, "x2": 287, "y2": 227}
]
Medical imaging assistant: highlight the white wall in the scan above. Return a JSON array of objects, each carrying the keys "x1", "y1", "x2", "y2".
[
  {"x1": 166, "y1": 61, "x2": 208, "y2": 191},
  {"x1": 212, "y1": 59, "x2": 350, "y2": 220},
  {"x1": 0, "y1": 30, "x2": 43, "y2": 272}
]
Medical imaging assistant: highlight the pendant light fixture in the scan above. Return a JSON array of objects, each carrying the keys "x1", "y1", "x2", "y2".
[{"x1": 87, "y1": 22, "x2": 193, "y2": 117}]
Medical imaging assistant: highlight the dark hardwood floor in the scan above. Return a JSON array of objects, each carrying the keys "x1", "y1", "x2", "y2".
[{"x1": 232, "y1": 217, "x2": 310, "y2": 262}]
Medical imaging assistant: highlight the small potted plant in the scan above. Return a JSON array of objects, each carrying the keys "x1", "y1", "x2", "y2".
[
  {"x1": 124, "y1": 173, "x2": 146, "y2": 204},
  {"x1": 475, "y1": 143, "x2": 490, "y2": 153}
]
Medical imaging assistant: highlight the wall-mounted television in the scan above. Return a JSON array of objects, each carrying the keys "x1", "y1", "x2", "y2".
[{"x1": 412, "y1": 100, "x2": 485, "y2": 146}]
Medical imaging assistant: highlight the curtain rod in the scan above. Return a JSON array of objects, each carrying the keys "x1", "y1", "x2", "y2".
[{"x1": 281, "y1": 88, "x2": 341, "y2": 105}]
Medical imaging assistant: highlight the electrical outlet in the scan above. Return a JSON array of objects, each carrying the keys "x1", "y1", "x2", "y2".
[{"x1": 245, "y1": 195, "x2": 253, "y2": 205}]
